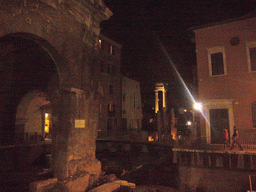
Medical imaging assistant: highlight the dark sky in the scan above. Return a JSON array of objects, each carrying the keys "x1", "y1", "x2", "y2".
[{"x1": 100, "y1": 0, "x2": 256, "y2": 110}]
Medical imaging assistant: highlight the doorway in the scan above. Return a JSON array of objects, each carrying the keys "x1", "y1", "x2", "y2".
[{"x1": 209, "y1": 108, "x2": 229, "y2": 144}]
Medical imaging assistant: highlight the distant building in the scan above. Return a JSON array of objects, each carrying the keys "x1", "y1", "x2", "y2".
[
  {"x1": 193, "y1": 11, "x2": 256, "y2": 145},
  {"x1": 122, "y1": 76, "x2": 143, "y2": 136},
  {"x1": 97, "y1": 34, "x2": 122, "y2": 138}
]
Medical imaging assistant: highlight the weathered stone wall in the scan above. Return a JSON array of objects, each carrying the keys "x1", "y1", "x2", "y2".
[{"x1": 0, "y1": 0, "x2": 113, "y2": 190}]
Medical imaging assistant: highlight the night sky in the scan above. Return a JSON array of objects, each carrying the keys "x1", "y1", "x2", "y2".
[{"x1": 101, "y1": 0, "x2": 256, "y2": 111}]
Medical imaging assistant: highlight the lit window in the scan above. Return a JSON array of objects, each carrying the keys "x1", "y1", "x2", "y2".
[
  {"x1": 246, "y1": 42, "x2": 256, "y2": 72},
  {"x1": 207, "y1": 46, "x2": 227, "y2": 76},
  {"x1": 108, "y1": 103, "x2": 115, "y2": 116},
  {"x1": 99, "y1": 39, "x2": 102, "y2": 49}
]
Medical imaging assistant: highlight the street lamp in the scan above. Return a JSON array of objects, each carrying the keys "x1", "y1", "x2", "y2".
[
  {"x1": 193, "y1": 102, "x2": 202, "y2": 111},
  {"x1": 192, "y1": 102, "x2": 202, "y2": 122}
]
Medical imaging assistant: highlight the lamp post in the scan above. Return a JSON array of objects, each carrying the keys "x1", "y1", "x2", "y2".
[{"x1": 191, "y1": 102, "x2": 202, "y2": 140}]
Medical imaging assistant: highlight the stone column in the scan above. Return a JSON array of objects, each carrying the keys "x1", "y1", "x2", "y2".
[
  {"x1": 215, "y1": 154, "x2": 223, "y2": 167},
  {"x1": 163, "y1": 107, "x2": 167, "y2": 140},
  {"x1": 173, "y1": 150, "x2": 178, "y2": 163},
  {"x1": 250, "y1": 155, "x2": 255, "y2": 170},
  {"x1": 52, "y1": 87, "x2": 101, "y2": 185},
  {"x1": 191, "y1": 153, "x2": 195, "y2": 166},
  {"x1": 238, "y1": 154, "x2": 244, "y2": 169},
  {"x1": 157, "y1": 111, "x2": 162, "y2": 142},
  {"x1": 52, "y1": 89, "x2": 73, "y2": 180},
  {"x1": 155, "y1": 90, "x2": 159, "y2": 114}
]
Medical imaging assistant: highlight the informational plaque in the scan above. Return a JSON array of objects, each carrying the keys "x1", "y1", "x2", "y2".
[{"x1": 75, "y1": 119, "x2": 85, "y2": 128}]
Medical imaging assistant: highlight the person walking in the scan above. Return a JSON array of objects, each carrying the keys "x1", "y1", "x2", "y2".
[
  {"x1": 223, "y1": 128, "x2": 229, "y2": 149},
  {"x1": 230, "y1": 126, "x2": 243, "y2": 150}
]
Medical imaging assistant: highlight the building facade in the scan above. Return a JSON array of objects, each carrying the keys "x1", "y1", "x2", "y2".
[
  {"x1": 97, "y1": 34, "x2": 122, "y2": 138},
  {"x1": 122, "y1": 76, "x2": 143, "y2": 137},
  {"x1": 194, "y1": 12, "x2": 256, "y2": 145}
]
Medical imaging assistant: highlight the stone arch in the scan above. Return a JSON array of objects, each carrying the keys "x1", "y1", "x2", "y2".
[
  {"x1": 0, "y1": 32, "x2": 62, "y2": 145},
  {"x1": 0, "y1": 32, "x2": 66, "y2": 86}
]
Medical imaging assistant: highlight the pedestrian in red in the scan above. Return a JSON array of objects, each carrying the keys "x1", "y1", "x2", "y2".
[{"x1": 223, "y1": 128, "x2": 229, "y2": 149}]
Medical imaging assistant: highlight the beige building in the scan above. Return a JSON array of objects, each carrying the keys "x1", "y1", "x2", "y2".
[{"x1": 122, "y1": 76, "x2": 143, "y2": 136}]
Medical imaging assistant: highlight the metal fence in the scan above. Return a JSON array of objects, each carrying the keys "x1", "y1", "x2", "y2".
[{"x1": 241, "y1": 139, "x2": 256, "y2": 150}]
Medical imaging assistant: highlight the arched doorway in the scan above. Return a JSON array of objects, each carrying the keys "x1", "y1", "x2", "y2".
[
  {"x1": 15, "y1": 90, "x2": 53, "y2": 143},
  {"x1": 0, "y1": 33, "x2": 60, "y2": 145}
]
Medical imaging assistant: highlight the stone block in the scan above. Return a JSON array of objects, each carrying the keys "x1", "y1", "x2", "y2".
[
  {"x1": 79, "y1": 159, "x2": 101, "y2": 176},
  {"x1": 65, "y1": 174, "x2": 90, "y2": 192},
  {"x1": 29, "y1": 178, "x2": 58, "y2": 192},
  {"x1": 112, "y1": 180, "x2": 136, "y2": 188}
]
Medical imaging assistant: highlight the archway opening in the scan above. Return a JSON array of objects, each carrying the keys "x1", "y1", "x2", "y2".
[{"x1": 0, "y1": 34, "x2": 59, "y2": 145}]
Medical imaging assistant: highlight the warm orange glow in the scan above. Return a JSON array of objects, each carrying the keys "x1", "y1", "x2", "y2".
[
  {"x1": 155, "y1": 83, "x2": 167, "y2": 113},
  {"x1": 184, "y1": 109, "x2": 187, "y2": 112},
  {"x1": 45, "y1": 120, "x2": 49, "y2": 133},
  {"x1": 99, "y1": 39, "x2": 102, "y2": 49},
  {"x1": 45, "y1": 113, "x2": 50, "y2": 134},
  {"x1": 148, "y1": 136, "x2": 154, "y2": 141}
]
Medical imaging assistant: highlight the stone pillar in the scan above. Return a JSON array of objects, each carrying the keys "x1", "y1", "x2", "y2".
[
  {"x1": 154, "y1": 90, "x2": 159, "y2": 114},
  {"x1": 171, "y1": 108, "x2": 177, "y2": 140},
  {"x1": 215, "y1": 154, "x2": 223, "y2": 167},
  {"x1": 196, "y1": 152, "x2": 203, "y2": 167},
  {"x1": 173, "y1": 150, "x2": 178, "y2": 163},
  {"x1": 163, "y1": 107, "x2": 167, "y2": 140},
  {"x1": 250, "y1": 155, "x2": 255, "y2": 170},
  {"x1": 190, "y1": 153, "x2": 195, "y2": 166},
  {"x1": 238, "y1": 154, "x2": 244, "y2": 169},
  {"x1": 178, "y1": 152, "x2": 182, "y2": 165},
  {"x1": 229, "y1": 154, "x2": 232, "y2": 168},
  {"x1": 157, "y1": 111, "x2": 162, "y2": 142},
  {"x1": 162, "y1": 89, "x2": 166, "y2": 108},
  {"x1": 52, "y1": 89, "x2": 72, "y2": 180},
  {"x1": 208, "y1": 154, "x2": 212, "y2": 167},
  {"x1": 52, "y1": 88, "x2": 101, "y2": 191}
]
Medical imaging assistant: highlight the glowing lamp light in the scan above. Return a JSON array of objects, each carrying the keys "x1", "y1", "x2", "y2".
[
  {"x1": 187, "y1": 121, "x2": 192, "y2": 126},
  {"x1": 148, "y1": 136, "x2": 154, "y2": 142},
  {"x1": 193, "y1": 103, "x2": 202, "y2": 111}
]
